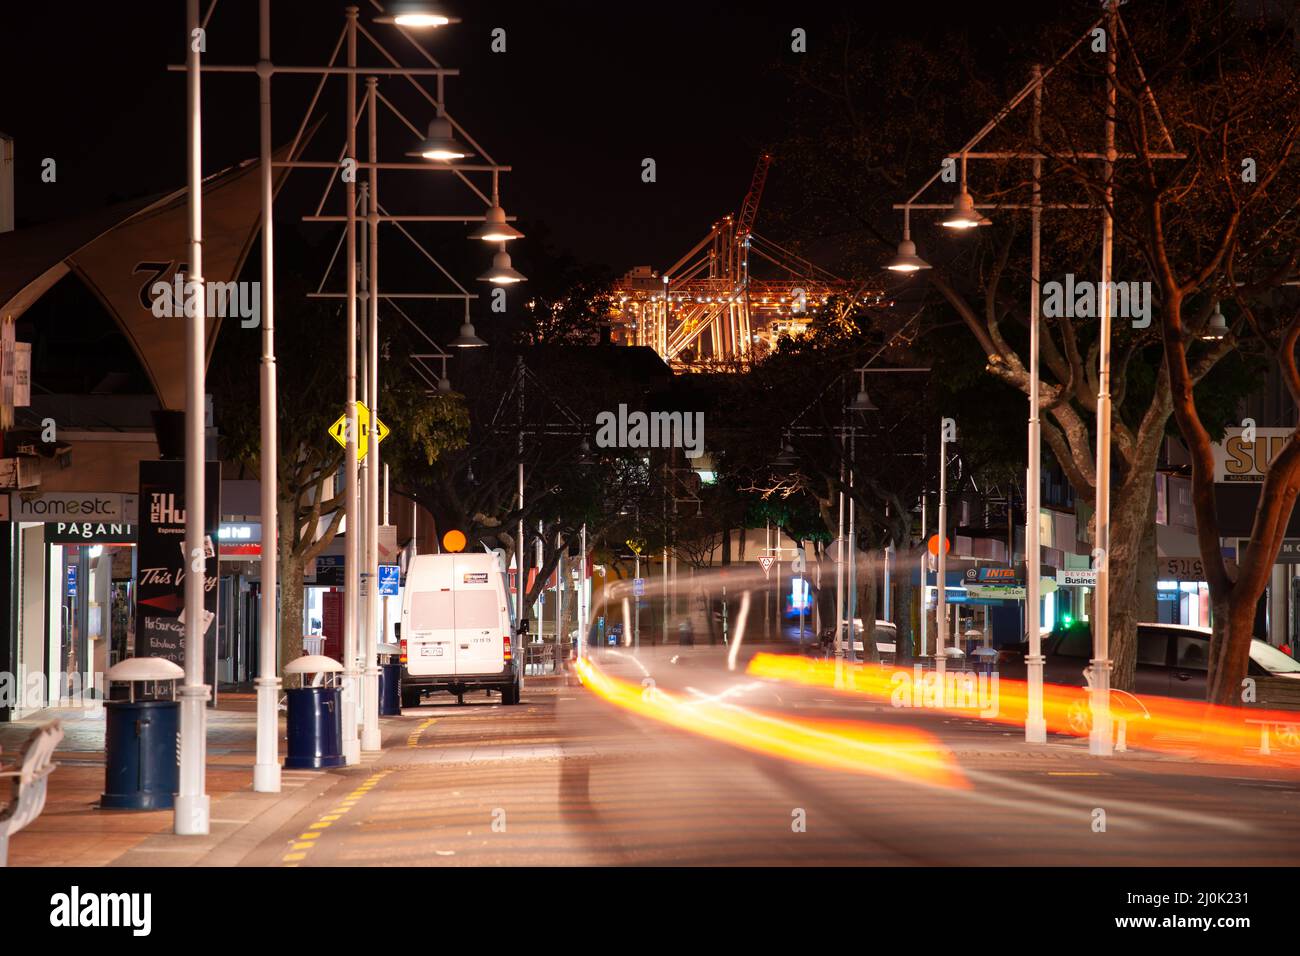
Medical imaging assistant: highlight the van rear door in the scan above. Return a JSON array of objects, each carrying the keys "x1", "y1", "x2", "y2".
[
  {"x1": 452, "y1": 557, "x2": 506, "y2": 677},
  {"x1": 406, "y1": 582, "x2": 457, "y2": 678}
]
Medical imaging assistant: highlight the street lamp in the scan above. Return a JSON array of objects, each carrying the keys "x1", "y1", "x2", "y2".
[
  {"x1": 887, "y1": 209, "x2": 932, "y2": 273},
  {"x1": 1201, "y1": 302, "x2": 1228, "y2": 341},
  {"x1": 478, "y1": 244, "x2": 527, "y2": 284},
  {"x1": 939, "y1": 187, "x2": 991, "y2": 230},
  {"x1": 470, "y1": 204, "x2": 524, "y2": 242},
  {"x1": 375, "y1": 1, "x2": 458, "y2": 28},
  {"x1": 409, "y1": 115, "x2": 472, "y2": 161}
]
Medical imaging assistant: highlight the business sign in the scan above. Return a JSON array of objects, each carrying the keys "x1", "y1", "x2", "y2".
[
  {"x1": 964, "y1": 566, "x2": 1023, "y2": 586},
  {"x1": 1056, "y1": 568, "x2": 1098, "y2": 587},
  {"x1": 47, "y1": 521, "x2": 137, "y2": 544},
  {"x1": 1158, "y1": 555, "x2": 1205, "y2": 580},
  {"x1": 313, "y1": 554, "x2": 345, "y2": 586},
  {"x1": 217, "y1": 521, "x2": 261, "y2": 559},
  {"x1": 10, "y1": 491, "x2": 138, "y2": 522},
  {"x1": 963, "y1": 584, "x2": 1027, "y2": 601},
  {"x1": 378, "y1": 564, "x2": 400, "y2": 596},
  {"x1": 135, "y1": 460, "x2": 220, "y2": 683},
  {"x1": 1240, "y1": 537, "x2": 1300, "y2": 564},
  {"x1": 1213, "y1": 427, "x2": 1294, "y2": 483}
]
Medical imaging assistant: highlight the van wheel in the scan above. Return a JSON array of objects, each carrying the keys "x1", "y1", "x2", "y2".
[{"x1": 401, "y1": 688, "x2": 421, "y2": 709}]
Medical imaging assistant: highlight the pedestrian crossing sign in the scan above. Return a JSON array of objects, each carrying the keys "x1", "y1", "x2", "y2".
[{"x1": 327, "y1": 400, "x2": 390, "y2": 461}]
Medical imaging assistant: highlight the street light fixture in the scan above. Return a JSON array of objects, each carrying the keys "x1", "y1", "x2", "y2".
[
  {"x1": 409, "y1": 115, "x2": 472, "y2": 161},
  {"x1": 887, "y1": 209, "x2": 931, "y2": 273},
  {"x1": 478, "y1": 244, "x2": 527, "y2": 284},
  {"x1": 1201, "y1": 301, "x2": 1228, "y2": 341},
  {"x1": 939, "y1": 188, "x2": 991, "y2": 230},
  {"x1": 450, "y1": 321, "x2": 487, "y2": 348},
  {"x1": 375, "y1": 1, "x2": 458, "y2": 28},
  {"x1": 470, "y1": 204, "x2": 524, "y2": 242}
]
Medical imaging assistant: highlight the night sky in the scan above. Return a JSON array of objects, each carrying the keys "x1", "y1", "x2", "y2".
[{"x1": 0, "y1": 0, "x2": 1069, "y2": 274}]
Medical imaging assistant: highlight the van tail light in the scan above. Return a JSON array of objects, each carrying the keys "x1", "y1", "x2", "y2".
[
  {"x1": 503, "y1": 635, "x2": 512, "y2": 661},
  {"x1": 399, "y1": 639, "x2": 408, "y2": 664}
]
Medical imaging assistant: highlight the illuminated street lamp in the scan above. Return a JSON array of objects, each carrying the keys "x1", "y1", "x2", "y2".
[
  {"x1": 1201, "y1": 301, "x2": 1228, "y2": 341},
  {"x1": 375, "y1": 1, "x2": 458, "y2": 28},
  {"x1": 470, "y1": 204, "x2": 524, "y2": 242},
  {"x1": 409, "y1": 115, "x2": 472, "y2": 161},
  {"x1": 478, "y1": 244, "x2": 527, "y2": 284},
  {"x1": 939, "y1": 188, "x2": 991, "y2": 230},
  {"x1": 887, "y1": 209, "x2": 931, "y2": 273}
]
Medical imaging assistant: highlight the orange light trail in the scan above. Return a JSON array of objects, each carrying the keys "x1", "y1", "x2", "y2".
[
  {"x1": 745, "y1": 653, "x2": 1300, "y2": 765},
  {"x1": 575, "y1": 656, "x2": 969, "y2": 790}
]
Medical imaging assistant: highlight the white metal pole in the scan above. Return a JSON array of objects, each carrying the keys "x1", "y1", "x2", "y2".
[
  {"x1": 361, "y1": 75, "x2": 381, "y2": 752},
  {"x1": 1025, "y1": 63, "x2": 1047, "y2": 744},
  {"x1": 177, "y1": 0, "x2": 211, "y2": 835},
  {"x1": 578, "y1": 523, "x2": 587, "y2": 657},
  {"x1": 884, "y1": 503, "x2": 892, "y2": 624},
  {"x1": 556, "y1": 531, "x2": 563, "y2": 661},
  {"x1": 340, "y1": 4, "x2": 361, "y2": 765},
  {"x1": 253, "y1": 0, "x2": 282, "y2": 792},
  {"x1": 834, "y1": 447, "x2": 846, "y2": 662},
  {"x1": 847, "y1": 427, "x2": 857, "y2": 661},
  {"x1": 919, "y1": 493, "x2": 927, "y2": 657},
  {"x1": 1089, "y1": 2, "x2": 1118, "y2": 757},
  {"x1": 936, "y1": 425, "x2": 947, "y2": 677}
]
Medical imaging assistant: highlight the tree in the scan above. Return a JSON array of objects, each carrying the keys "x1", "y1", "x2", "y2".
[
  {"x1": 1123, "y1": 3, "x2": 1300, "y2": 705},
  {"x1": 766, "y1": 2, "x2": 1265, "y2": 691}
]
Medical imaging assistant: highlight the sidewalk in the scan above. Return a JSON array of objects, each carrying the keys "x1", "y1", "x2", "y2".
[{"x1": 0, "y1": 678, "x2": 574, "y2": 867}]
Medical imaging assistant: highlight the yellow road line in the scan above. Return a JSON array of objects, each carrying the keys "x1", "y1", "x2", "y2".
[{"x1": 282, "y1": 770, "x2": 391, "y2": 866}]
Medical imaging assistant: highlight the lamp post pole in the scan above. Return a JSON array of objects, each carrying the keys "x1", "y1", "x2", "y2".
[
  {"x1": 935, "y1": 422, "x2": 948, "y2": 678},
  {"x1": 177, "y1": 0, "x2": 212, "y2": 836},
  {"x1": 1024, "y1": 63, "x2": 1048, "y2": 744},
  {"x1": 1089, "y1": 0, "x2": 1119, "y2": 757},
  {"x1": 253, "y1": 0, "x2": 282, "y2": 792},
  {"x1": 340, "y1": 3, "x2": 361, "y2": 766},
  {"x1": 362, "y1": 74, "x2": 382, "y2": 752}
]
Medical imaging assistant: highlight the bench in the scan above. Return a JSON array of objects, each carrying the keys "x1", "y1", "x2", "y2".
[
  {"x1": 1243, "y1": 677, "x2": 1300, "y2": 755},
  {"x1": 0, "y1": 720, "x2": 63, "y2": 867}
]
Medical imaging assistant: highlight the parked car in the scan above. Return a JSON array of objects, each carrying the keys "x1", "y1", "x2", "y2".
[
  {"x1": 808, "y1": 619, "x2": 905, "y2": 659},
  {"x1": 398, "y1": 552, "x2": 521, "y2": 707},
  {"x1": 999, "y1": 622, "x2": 1300, "y2": 699}
]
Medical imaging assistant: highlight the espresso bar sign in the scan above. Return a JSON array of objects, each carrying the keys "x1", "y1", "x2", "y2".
[{"x1": 136, "y1": 460, "x2": 220, "y2": 679}]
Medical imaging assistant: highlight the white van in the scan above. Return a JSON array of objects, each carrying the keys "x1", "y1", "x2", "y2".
[{"x1": 398, "y1": 552, "x2": 521, "y2": 707}]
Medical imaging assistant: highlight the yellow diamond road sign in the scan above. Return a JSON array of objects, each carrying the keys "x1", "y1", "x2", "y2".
[{"x1": 328, "y1": 401, "x2": 390, "y2": 461}]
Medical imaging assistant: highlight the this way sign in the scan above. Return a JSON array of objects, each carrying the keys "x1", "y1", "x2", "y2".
[{"x1": 328, "y1": 400, "x2": 390, "y2": 461}]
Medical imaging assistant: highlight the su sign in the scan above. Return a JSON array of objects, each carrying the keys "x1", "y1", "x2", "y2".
[{"x1": 1213, "y1": 427, "x2": 1293, "y2": 483}]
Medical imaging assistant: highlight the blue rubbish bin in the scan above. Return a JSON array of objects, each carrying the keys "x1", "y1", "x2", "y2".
[
  {"x1": 379, "y1": 662, "x2": 402, "y2": 716},
  {"x1": 102, "y1": 700, "x2": 180, "y2": 810},
  {"x1": 285, "y1": 686, "x2": 344, "y2": 769},
  {"x1": 100, "y1": 657, "x2": 185, "y2": 811},
  {"x1": 283, "y1": 654, "x2": 345, "y2": 770}
]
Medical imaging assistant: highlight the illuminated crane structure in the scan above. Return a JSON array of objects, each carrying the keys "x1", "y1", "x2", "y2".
[{"x1": 612, "y1": 154, "x2": 857, "y2": 370}]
